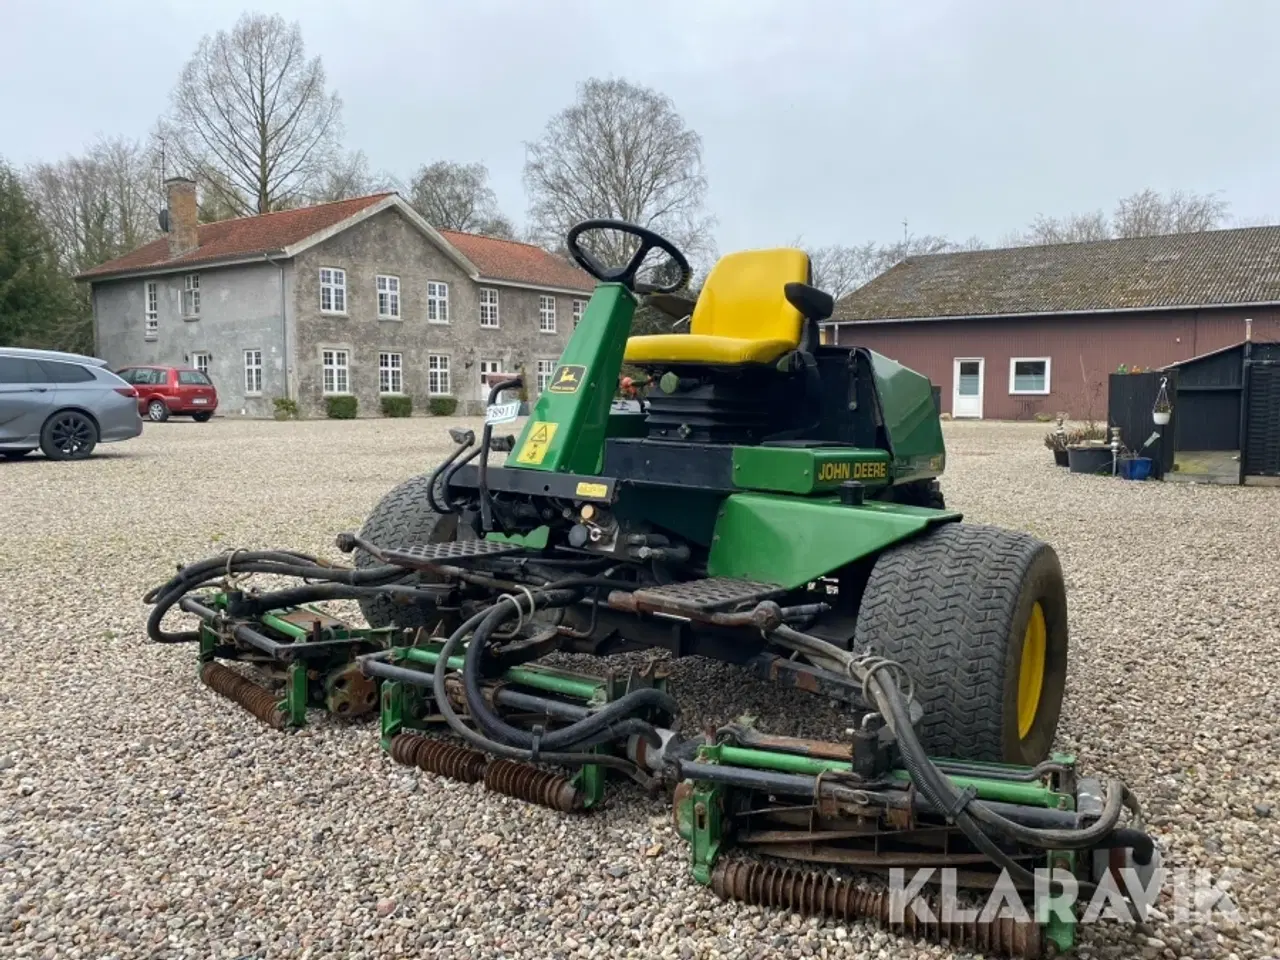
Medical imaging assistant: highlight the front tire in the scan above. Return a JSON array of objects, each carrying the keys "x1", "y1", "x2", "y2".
[
  {"x1": 147, "y1": 400, "x2": 170, "y2": 422},
  {"x1": 853, "y1": 522, "x2": 1068, "y2": 764},
  {"x1": 40, "y1": 411, "x2": 99, "y2": 461},
  {"x1": 355, "y1": 472, "x2": 460, "y2": 634}
]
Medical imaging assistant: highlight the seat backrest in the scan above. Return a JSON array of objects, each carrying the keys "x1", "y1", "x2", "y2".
[{"x1": 690, "y1": 248, "x2": 811, "y2": 345}]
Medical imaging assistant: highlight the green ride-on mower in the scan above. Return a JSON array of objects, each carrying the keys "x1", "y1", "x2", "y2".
[{"x1": 147, "y1": 220, "x2": 1157, "y2": 957}]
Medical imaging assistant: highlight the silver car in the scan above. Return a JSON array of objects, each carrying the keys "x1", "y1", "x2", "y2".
[{"x1": 0, "y1": 347, "x2": 143, "y2": 460}]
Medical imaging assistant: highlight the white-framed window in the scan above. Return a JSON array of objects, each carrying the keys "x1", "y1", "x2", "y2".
[
  {"x1": 182, "y1": 274, "x2": 200, "y2": 317},
  {"x1": 428, "y1": 354, "x2": 451, "y2": 395},
  {"x1": 144, "y1": 281, "x2": 158, "y2": 338},
  {"x1": 572, "y1": 299, "x2": 586, "y2": 328},
  {"x1": 479, "y1": 287, "x2": 499, "y2": 328},
  {"x1": 539, "y1": 295, "x2": 557, "y2": 333},
  {"x1": 376, "y1": 275, "x2": 400, "y2": 319},
  {"x1": 536, "y1": 359, "x2": 555, "y2": 393},
  {"x1": 320, "y1": 267, "x2": 346, "y2": 313},
  {"x1": 322, "y1": 349, "x2": 350, "y2": 394},
  {"x1": 1009, "y1": 357, "x2": 1051, "y2": 395},
  {"x1": 244, "y1": 349, "x2": 262, "y2": 395},
  {"x1": 379, "y1": 352, "x2": 403, "y2": 394},
  {"x1": 427, "y1": 281, "x2": 449, "y2": 323},
  {"x1": 191, "y1": 352, "x2": 211, "y2": 375}
]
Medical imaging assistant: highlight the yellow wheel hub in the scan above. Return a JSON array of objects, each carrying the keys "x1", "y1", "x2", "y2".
[{"x1": 1017, "y1": 601, "x2": 1047, "y2": 739}]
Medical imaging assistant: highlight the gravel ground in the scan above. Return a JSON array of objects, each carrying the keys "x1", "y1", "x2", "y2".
[{"x1": 1, "y1": 416, "x2": 1278, "y2": 960}]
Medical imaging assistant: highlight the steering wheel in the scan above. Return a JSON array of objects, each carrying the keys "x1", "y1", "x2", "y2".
[{"x1": 565, "y1": 219, "x2": 692, "y2": 294}]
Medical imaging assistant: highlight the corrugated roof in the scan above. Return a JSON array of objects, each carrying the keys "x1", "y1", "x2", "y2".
[
  {"x1": 833, "y1": 226, "x2": 1280, "y2": 323},
  {"x1": 439, "y1": 230, "x2": 593, "y2": 292},
  {"x1": 76, "y1": 194, "x2": 392, "y2": 279}
]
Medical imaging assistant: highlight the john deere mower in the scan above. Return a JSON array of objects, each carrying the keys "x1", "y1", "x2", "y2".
[{"x1": 146, "y1": 220, "x2": 1157, "y2": 957}]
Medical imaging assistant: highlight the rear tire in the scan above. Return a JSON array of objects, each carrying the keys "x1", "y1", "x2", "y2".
[
  {"x1": 192, "y1": 412, "x2": 213, "y2": 422},
  {"x1": 355, "y1": 472, "x2": 460, "y2": 634},
  {"x1": 147, "y1": 399, "x2": 170, "y2": 422},
  {"x1": 40, "y1": 412, "x2": 99, "y2": 461},
  {"x1": 853, "y1": 522, "x2": 1068, "y2": 764}
]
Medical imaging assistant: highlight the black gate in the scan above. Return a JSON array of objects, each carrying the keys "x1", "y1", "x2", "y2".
[
  {"x1": 1108, "y1": 370, "x2": 1176, "y2": 479},
  {"x1": 1243, "y1": 361, "x2": 1280, "y2": 477}
]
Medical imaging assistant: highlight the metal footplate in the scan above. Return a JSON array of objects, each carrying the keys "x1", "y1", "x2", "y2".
[
  {"x1": 382, "y1": 539, "x2": 523, "y2": 570},
  {"x1": 631, "y1": 577, "x2": 785, "y2": 614}
]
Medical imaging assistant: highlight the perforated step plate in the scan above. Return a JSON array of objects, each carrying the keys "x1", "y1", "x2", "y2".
[
  {"x1": 631, "y1": 577, "x2": 785, "y2": 614},
  {"x1": 383, "y1": 539, "x2": 522, "y2": 570}
]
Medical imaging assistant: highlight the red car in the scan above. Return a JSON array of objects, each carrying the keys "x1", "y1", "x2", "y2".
[{"x1": 115, "y1": 365, "x2": 219, "y2": 422}]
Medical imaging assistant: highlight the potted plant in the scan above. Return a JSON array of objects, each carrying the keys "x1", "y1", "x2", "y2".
[
  {"x1": 1153, "y1": 376, "x2": 1172, "y2": 425},
  {"x1": 1043, "y1": 415, "x2": 1070, "y2": 466},
  {"x1": 1065, "y1": 422, "x2": 1113, "y2": 474}
]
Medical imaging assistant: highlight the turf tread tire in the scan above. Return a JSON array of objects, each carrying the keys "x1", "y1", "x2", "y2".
[
  {"x1": 355, "y1": 472, "x2": 458, "y2": 633},
  {"x1": 853, "y1": 521, "x2": 1068, "y2": 765}
]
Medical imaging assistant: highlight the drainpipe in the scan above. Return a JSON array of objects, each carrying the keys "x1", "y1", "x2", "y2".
[{"x1": 262, "y1": 253, "x2": 290, "y2": 400}]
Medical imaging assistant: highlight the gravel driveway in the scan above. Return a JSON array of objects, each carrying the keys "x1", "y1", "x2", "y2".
[{"x1": 1, "y1": 417, "x2": 1277, "y2": 960}]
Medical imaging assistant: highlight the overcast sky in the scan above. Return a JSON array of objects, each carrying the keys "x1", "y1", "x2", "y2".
[{"x1": 3, "y1": 0, "x2": 1277, "y2": 254}]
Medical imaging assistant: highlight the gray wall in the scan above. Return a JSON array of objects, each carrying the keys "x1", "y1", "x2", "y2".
[
  {"x1": 92, "y1": 261, "x2": 289, "y2": 417},
  {"x1": 292, "y1": 208, "x2": 582, "y2": 416}
]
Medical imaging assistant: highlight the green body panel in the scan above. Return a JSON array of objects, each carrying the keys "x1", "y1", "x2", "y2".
[
  {"x1": 867, "y1": 349, "x2": 947, "y2": 483},
  {"x1": 486, "y1": 527, "x2": 550, "y2": 549},
  {"x1": 508, "y1": 284, "x2": 636, "y2": 475},
  {"x1": 707, "y1": 492, "x2": 960, "y2": 588},
  {"x1": 707, "y1": 745, "x2": 1069, "y2": 809},
  {"x1": 731, "y1": 445, "x2": 892, "y2": 495}
]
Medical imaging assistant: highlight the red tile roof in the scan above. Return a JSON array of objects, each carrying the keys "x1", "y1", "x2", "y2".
[
  {"x1": 76, "y1": 193, "x2": 394, "y2": 279},
  {"x1": 440, "y1": 230, "x2": 594, "y2": 292},
  {"x1": 76, "y1": 192, "x2": 596, "y2": 293}
]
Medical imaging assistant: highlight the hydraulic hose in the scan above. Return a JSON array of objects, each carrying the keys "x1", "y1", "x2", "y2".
[
  {"x1": 769, "y1": 624, "x2": 1139, "y2": 895},
  {"x1": 461, "y1": 590, "x2": 677, "y2": 752},
  {"x1": 429, "y1": 597, "x2": 653, "y2": 786}
]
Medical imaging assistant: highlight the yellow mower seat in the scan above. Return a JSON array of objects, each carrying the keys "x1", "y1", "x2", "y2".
[{"x1": 624, "y1": 248, "x2": 811, "y2": 367}]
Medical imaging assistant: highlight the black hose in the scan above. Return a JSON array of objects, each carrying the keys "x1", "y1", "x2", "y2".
[
  {"x1": 429, "y1": 598, "x2": 652, "y2": 785},
  {"x1": 461, "y1": 598, "x2": 677, "y2": 751}
]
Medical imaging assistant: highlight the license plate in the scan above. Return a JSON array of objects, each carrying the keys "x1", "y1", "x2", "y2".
[
  {"x1": 193, "y1": 398, "x2": 209, "y2": 405},
  {"x1": 485, "y1": 400, "x2": 521, "y2": 425}
]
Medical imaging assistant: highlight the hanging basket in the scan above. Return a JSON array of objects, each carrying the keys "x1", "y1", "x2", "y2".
[{"x1": 1152, "y1": 376, "x2": 1172, "y2": 426}]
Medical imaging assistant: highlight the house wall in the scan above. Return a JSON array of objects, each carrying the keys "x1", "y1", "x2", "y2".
[
  {"x1": 829, "y1": 307, "x2": 1280, "y2": 420},
  {"x1": 291, "y1": 208, "x2": 584, "y2": 417},
  {"x1": 92, "y1": 262, "x2": 289, "y2": 417}
]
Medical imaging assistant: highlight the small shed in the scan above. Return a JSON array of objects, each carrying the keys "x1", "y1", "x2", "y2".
[{"x1": 1153, "y1": 340, "x2": 1280, "y2": 483}]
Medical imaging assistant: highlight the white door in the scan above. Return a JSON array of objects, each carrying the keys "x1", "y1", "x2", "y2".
[
  {"x1": 953, "y1": 358, "x2": 984, "y2": 418},
  {"x1": 477, "y1": 359, "x2": 503, "y2": 403}
]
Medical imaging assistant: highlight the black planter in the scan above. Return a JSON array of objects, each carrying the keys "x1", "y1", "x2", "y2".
[
  {"x1": 1067, "y1": 444, "x2": 1114, "y2": 475},
  {"x1": 1053, "y1": 449, "x2": 1069, "y2": 467}
]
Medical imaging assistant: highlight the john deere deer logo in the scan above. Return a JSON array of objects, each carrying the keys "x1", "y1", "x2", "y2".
[{"x1": 548, "y1": 364, "x2": 586, "y2": 394}]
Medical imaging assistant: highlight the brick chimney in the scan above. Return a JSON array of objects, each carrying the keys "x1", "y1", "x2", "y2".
[{"x1": 164, "y1": 176, "x2": 199, "y2": 257}]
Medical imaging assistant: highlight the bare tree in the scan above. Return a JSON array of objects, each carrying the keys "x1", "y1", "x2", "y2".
[
  {"x1": 1010, "y1": 188, "x2": 1230, "y2": 246},
  {"x1": 1113, "y1": 188, "x2": 1228, "y2": 237},
  {"x1": 806, "y1": 243, "x2": 880, "y2": 299},
  {"x1": 408, "y1": 161, "x2": 514, "y2": 237},
  {"x1": 25, "y1": 135, "x2": 160, "y2": 273},
  {"x1": 524, "y1": 78, "x2": 715, "y2": 274},
  {"x1": 310, "y1": 150, "x2": 399, "y2": 204},
  {"x1": 164, "y1": 12, "x2": 342, "y2": 216}
]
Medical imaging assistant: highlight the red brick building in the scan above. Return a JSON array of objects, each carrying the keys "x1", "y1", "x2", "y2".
[{"x1": 823, "y1": 228, "x2": 1280, "y2": 420}]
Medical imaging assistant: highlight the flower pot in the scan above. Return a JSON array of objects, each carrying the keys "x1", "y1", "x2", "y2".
[
  {"x1": 1118, "y1": 456, "x2": 1153, "y2": 481},
  {"x1": 1053, "y1": 449, "x2": 1069, "y2": 467},
  {"x1": 1067, "y1": 444, "x2": 1114, "y2": 474},
  {"x1": 1153, "y1": 410, "x2": 1171, "y2": 425}
]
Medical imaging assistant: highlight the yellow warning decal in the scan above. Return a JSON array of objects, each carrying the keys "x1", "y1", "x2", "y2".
[
  {"x1": 575, "y1": 481, "x2": 608, "y2": 499},
  {"x1": 515, "y1": 421, "x2": 558, "y2": 465}
]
